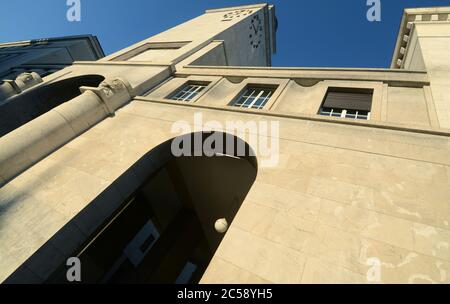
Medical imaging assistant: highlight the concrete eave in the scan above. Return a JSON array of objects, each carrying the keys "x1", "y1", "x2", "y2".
[
  {"x1": 390, "y1": 6, "x2": 450, "y2": 69},
  {"x1": 177, "y1": 65, "x2": 429, "y2": 87},
  {"x1": 205, "y1": 3, "x2": 268, "y2": 14}
]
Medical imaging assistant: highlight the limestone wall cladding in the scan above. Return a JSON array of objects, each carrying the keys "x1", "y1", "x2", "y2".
[
  {"x1": 395, "y1": 19, "x2": 450, "y2": 130},
  {"x1": 403, "y1": 28, "x2": 426, "y2": 71},
  {"x1": 212, "y1": 9, "x2": 269, "y2": 66},
  {"x1": 178, "y1": 41, "x2": 228, "y2": 67},
  {"x1": 386, "y1": 86, "x2": 431, "y2": 126},
  {"x1": 0, "y1": 99, "x2": 449, "y2": 283},
  {"x1": 414, "y1": 23, "x2": 450, "y2": 129}
]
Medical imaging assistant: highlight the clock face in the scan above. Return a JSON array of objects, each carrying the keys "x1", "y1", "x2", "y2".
[
  {"x1": 249, "y1": 14, "x2": 263, "y2": 49},
  {"x1": 222, "y1": 9, "x2": 253, "y2": 21}
]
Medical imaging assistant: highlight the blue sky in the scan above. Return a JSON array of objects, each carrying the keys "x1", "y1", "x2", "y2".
[{"x1": 1, "y1": 0, "x2": 450, "y2": 67}]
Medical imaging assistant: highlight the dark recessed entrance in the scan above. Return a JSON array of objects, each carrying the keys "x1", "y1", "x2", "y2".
[{"x1": 45, "y1": 132, "x2": 257, "y2": 284}]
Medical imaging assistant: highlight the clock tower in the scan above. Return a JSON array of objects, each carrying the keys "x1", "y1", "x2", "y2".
[{"x1": 100, "y1": 3, "x2": 277, "y2": 67}]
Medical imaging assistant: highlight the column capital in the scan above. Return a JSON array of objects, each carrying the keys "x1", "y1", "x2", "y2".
[
  {"x1": 81, "y1": 77, "x2": 133, "y2": 115},
  {"x1": 15, "y1": 72, "x2": 43, "y2": 91}
]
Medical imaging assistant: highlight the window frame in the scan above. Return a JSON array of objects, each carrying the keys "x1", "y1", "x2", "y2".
[
  {"x1": 319, "y1": 107, "x2": 371, "y2": 120},
  {"x1": 230, "y1": 84, "x2": 278, "y2": 110},
  {"x1": 167, "y1": 81, "x2": 210, "y2": 103}
]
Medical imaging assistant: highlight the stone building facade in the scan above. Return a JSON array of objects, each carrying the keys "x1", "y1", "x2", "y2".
[{"x1": 0, "y1": 4, "x2": 449, "y2": 284}]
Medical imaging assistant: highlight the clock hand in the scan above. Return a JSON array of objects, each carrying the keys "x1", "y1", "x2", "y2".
[{"x1": 252, "y1": 24, "x2": 257, "y2": 34}]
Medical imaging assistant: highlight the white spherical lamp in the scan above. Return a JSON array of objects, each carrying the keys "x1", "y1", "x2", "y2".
[{"x1": 214, "y1": 218, "x2": 228, "y2": 234}]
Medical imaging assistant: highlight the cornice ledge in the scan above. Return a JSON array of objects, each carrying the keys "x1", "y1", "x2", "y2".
[
  {"x1": 205, "y1": 3, "x2": 268, "y2": 14},
  {"x1": 391, "y1": 6, "x2": 450, "y2": 69}
]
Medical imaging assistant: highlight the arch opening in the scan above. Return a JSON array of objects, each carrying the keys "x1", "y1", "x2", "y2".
[
  {"x1": 45, "y1": 132, "x2": 258, "y2": 284},
  {"x1": 0, "y1": 74, "x2": 105, "y2": 137}
]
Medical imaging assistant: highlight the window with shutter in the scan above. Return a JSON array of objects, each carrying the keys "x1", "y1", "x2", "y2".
[{"x1": 318, "y1": 87, "x2": 373, "y2": 120}]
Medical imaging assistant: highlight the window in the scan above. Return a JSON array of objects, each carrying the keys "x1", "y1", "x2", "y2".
[
  {"x1": 319, "y1": 107, "x2": 343, "y2": 117},
  {"x1": 318, "y1": 87, "x2": 373, "y2": 120},
  {"x1": 319, "y1": 107, "x2": 370, "y2": 120},
  {"x1": 344, "y1": 109, "x2": 370, "y2": 120},
  {"x1": 0, "y1": 53, "x2": 20, "y2": 64},
  {"x1": 123, "y1": 220, "x2": 160, "y2": 267},
  {"x1": 169, "y1": 82, "x2": 209, "y2": 102},
  {"x1": 175, "y1": 262, "x2": 198, "y2": 284},
  {"x1": 232, "y1": 86, "x2": 277, "y2": 109}
]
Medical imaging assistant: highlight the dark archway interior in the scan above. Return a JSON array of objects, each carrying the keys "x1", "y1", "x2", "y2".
[
  {"x1": 45, "y1": 132, "x2": 257, "y2": 284},
  {"x1": 0, "y1": 74, "x2": 104, "y2": 137}
]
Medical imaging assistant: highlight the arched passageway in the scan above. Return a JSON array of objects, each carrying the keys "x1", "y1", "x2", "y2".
[
  {"x1": 0, "y1": 74, "x2": 105, "y2": 137},
  {"x1": 46, "y1": 132, "x2": 258, "y2": 283}
]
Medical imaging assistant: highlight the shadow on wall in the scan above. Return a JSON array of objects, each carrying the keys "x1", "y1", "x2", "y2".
[
  {"x1": 5, "y1": 132, "x2": 258, "y2": 284},
  {"x1": 0, "y1": 75, "x2": 105, "y2": 137}
]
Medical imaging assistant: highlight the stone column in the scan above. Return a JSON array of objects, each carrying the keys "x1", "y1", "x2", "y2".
[{"x1": 0, "y1": 77, "x2": 133, "y2": 187}]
